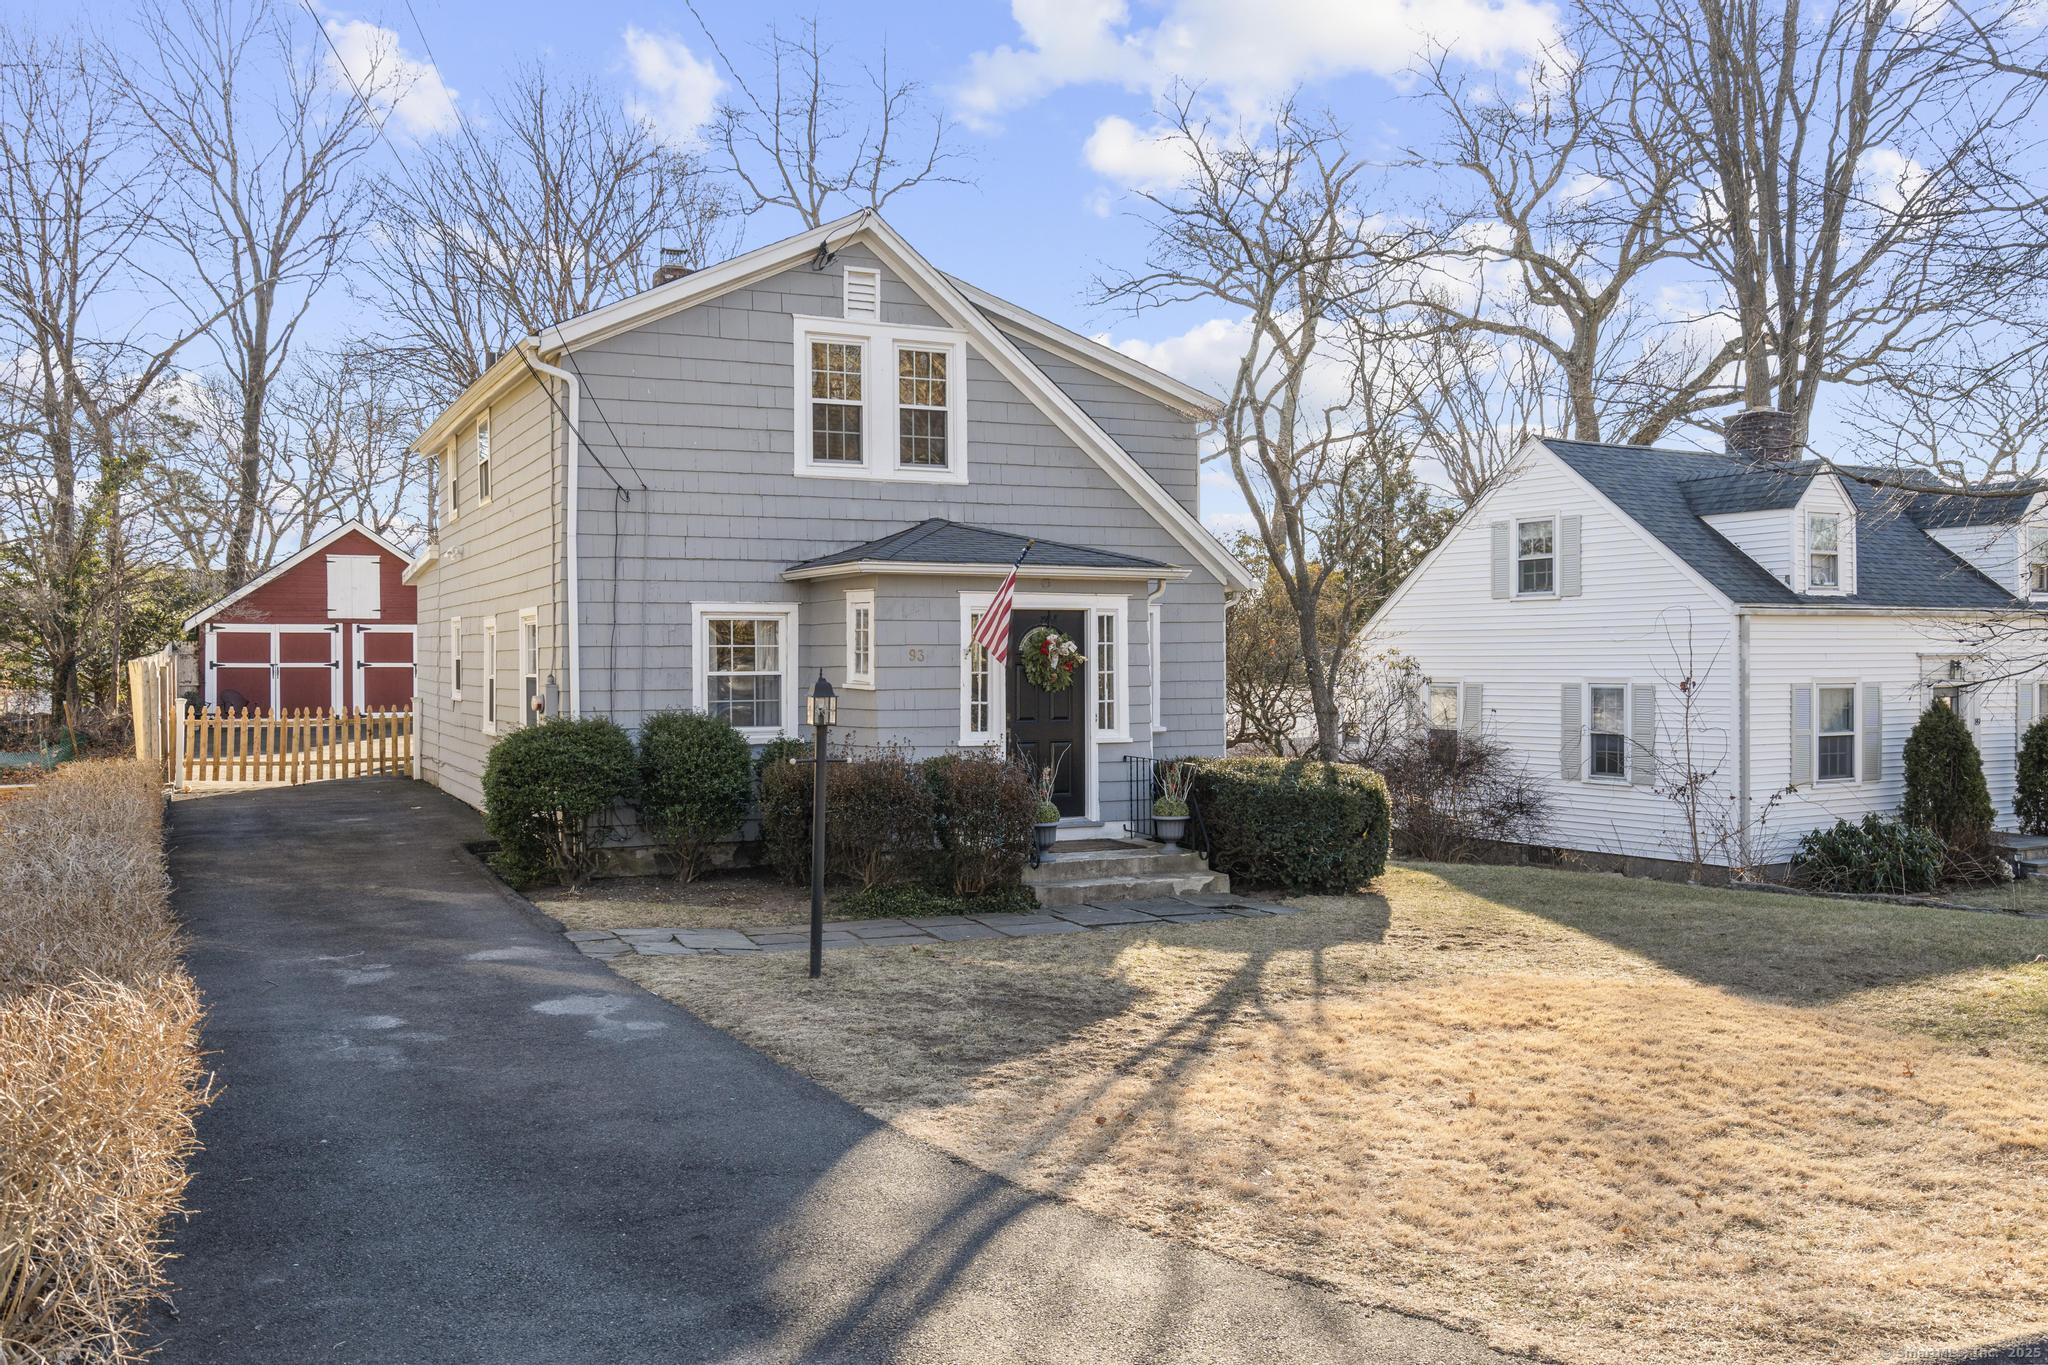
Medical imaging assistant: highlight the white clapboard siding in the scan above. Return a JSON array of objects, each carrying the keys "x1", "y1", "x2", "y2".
[{"x1": 1367, "y1": 448, "x2": 1738, "y2": 863}]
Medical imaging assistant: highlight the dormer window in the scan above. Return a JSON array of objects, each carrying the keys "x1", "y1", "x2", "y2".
[
  {"x1": 2026, "y1": 529, "x2": 2048, "y2": 597},
  {"x1": 1807, "y1": 512, "x2": 1841, "y2": 589}
]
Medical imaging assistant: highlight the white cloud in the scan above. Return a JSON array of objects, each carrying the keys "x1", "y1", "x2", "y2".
[
  {"x1": 321, "y1": 18, "x2": 458, "y2": 138},
  {"x1": 1860, "y1": 146, "x2": 1928, "y2": 215},
  {"x1": 1082, "y1": 116, "x2": 1195, "y2": 191},
  {"x1": 955, "y1": 0, "x2": 1560, "y2": 129},
  {"x1": 622, "y1": 27, "x2": 722, "y2": 149},
  {"x1": 1204, "y1": 509, "x2": 1258, "y2": 538}
]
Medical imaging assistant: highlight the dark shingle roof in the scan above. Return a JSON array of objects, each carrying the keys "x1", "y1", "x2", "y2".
[
  {"x1": 786, "y1": 519, "x2": 1173, "y2": 574},
  {"x1": 1539, "y1": 438, "x2": 2023, "y2": 610},
  {"x1": 1907, "y1": 487, "x2": 2040, "y2": 529}
]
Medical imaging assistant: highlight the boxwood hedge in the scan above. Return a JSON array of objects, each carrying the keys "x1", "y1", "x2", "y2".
[
  {"x1": 482, "y1": 717, "x2": 637, "y2": 888},
  {"x1": 1186, "y1": 756, "x2": 1390, "y2": 893}
]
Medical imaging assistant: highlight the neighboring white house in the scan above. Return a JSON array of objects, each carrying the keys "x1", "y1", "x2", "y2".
[{"x1": 1365, "y1": 411, "x2": 2048, "y2": 871}]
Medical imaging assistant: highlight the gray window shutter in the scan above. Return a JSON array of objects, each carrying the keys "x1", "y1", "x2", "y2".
[
  {"x1": 1490, "y1": 522, "x2": 1510, "y2": 599},
  {"x1": 1791, "y1": 685, "x2": 1813, "y2": 785},
  {"x1": 1559, "y1": 514, "x2": 1584, "y2": 597},
  {"x1": 2021, "y1": 682, "x2": 2036, "y2": 741},
  {"x1": 1629, "y1": 683, "x2": 1657, "y2": 787},
  {"x1": 1863, "y1": 683, "x2": 1883, "y2": 782},
  {"x1": 1560, "y1": 685, "x2": 1581, "y2": 780},
  {"x1": 1461, "y1": 682, "x2": 1484, "y2": 736}
]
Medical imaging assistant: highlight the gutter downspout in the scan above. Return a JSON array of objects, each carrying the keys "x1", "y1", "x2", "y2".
[
  {"x1": 1145, "y1": 577, "x2": 1169, "y2": 737},
  {"x1": 524, "y1": 344, "x2": 581, "y2": 718}
]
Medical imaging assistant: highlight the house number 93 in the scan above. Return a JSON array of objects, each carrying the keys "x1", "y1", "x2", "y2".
[{"x1": 906, "y1": 647, "x2": 927, "y2": 662}]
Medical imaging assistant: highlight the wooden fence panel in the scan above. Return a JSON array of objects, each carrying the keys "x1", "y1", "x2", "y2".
[{"x1": 175, "y1": 706, "x2": 413, "y2": 791}]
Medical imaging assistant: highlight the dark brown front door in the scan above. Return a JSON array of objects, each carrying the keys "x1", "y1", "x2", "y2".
[{"x1": 1009, "y1": 609, "x2": 1086, "y2": 818}]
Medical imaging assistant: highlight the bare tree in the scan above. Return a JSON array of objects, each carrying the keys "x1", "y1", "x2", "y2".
[
  {"x1": 113, "y1": 0, "x2": 382, "y2": 589},
  {"x1": 1099, "y1": 94, "x2": 1427, "y2": 758},
  {"x1": 364, "y1": 68, "x2": 733, "y2": 402},
  {"x1": 1582, "y1": 0, "x2": 2048, "y2": 438},
  {"x1": 1405, "y1": 40, "x2": 1742, "y2": 447},
  {"x1": 0, "y1": 29, "x2": 222, "y2": 719},
  {"x1": 688, "y1": 9, "x2": 964, "y2": 228}
]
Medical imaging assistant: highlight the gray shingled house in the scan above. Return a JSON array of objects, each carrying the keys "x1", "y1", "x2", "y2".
[
  {"x1": 1365, "y1": 415, "x2": 2048, "y2": 871},
  {"x1": 402, "y1": 212, "x2": 1252, "y2": 848}
]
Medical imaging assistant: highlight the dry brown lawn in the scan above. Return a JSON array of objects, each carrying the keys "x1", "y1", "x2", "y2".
[
  {"x1": 532, "y1": 868, "x2": 818, "y2": 931},
  {"x1": 617, "y1": 862, "x2": 2048, "y2": 1364}
]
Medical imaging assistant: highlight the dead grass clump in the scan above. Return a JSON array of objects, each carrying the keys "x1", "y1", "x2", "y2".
[
  {"x1": 0, "y1": 761, "x2": 208, "y2": 1363},
  {"x1": 0, "y1": 761, "x2": 176, "y2": 996},
  {"x1": 1, "y1": 975, "x2": 207, "y2": 1363}
]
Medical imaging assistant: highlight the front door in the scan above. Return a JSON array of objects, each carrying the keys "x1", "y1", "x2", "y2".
[{"x1": 1009, "y1": 609, "x2": 1086, "y2": 818}]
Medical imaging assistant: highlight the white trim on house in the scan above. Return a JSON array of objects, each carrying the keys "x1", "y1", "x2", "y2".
[
  {"x1": 475, "y1": 409, "x2": 493, "y2": 506},
  {"x1": 944, "y1": 274, "x2": 1225, "y2": 419},
  {"x1": 844, "y1": 589, "x2": 875, "y2": 689},
  {"x1": 784, "y1": 558, "x2": 1187, "y2": 583},
  {"x1": 957, "y1": 589, "x2": 1127, "y2": 823},
  {"x1": 1148, "y1": 597, "x2": 1166, "y2": 735},
  {"x1": 183, "y1": 520, "x2": 414, "y2": 631},
  {"x1": 790, "y1": 316, "x2": 969, "y2": 485},
  {"x1": 518, "y1": 608, "x2": 539, "y2": 726},
  {"x1": 404, "y1": 543, "x2": 439, "y2": 585},
  {"x1": 481, "y1": 617, "x2": 499, "y2": 734},
  {"x1": 448, "y1": 617, "x2": 464, "y2": 702},
  {"x1": 691, "y1": 601, "x2": 802, "y2": 742}
]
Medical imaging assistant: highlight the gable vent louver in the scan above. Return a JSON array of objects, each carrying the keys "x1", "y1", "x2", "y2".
[{"x1": 843, "y1": 266, "x2": 880, "y2": 320}]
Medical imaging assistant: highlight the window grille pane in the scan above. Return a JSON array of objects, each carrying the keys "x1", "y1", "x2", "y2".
[
  {"x1": 811, "y1": 342, "x2": 862, "y2": 400},
  {"x1": 1590, "y1": 733, "x2": 1626, "y2": 777},
  {"x1": 1818, "y1": 734, "x2": 1855, "y2": 780},
  {"x1": 897, "y1": 347, "x2": 949, "y2": 468},
  {"x1": 1818, "y1": 686, "x2": 1854, "y2": 735},
  {"x1": 1427, "y1": 684, "x2": 1458, "y2": 731},
  {"x1": 1518, "y1": 520, "x2": 1553, "y2": 557},
  {"x1": 1809, "y1": 516, "x2": 1838, "y2": 552},
  {"x1": 968, "y1": 612, "x2": 990, "y2": 734},
  {"x1": 812, "y1": 401, "x2": 863, "y2": 462},
  {"x1": 1096, "y1": 613, "x2": 1116, "y2": 730},
  {"x1": 1590, "y1": 685, "x2": 1624, "y2": 733},
  {"x1": 1809, "y1": 553, "x2": 1838, "y2": 587}
]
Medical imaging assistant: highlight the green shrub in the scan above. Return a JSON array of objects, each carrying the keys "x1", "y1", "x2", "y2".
[
  {"x1": 1902, "y1": 702, "x2": 1995, "y2": 844},
  {"x1": 923, "y1": 751, "x2": 1036, "y2": 895},
  {"x1": 482, "y1": 717, "x2": 636, "y2": 889},
  {"x1": 839, "y1": 882, "x2": 1037, "y2": 920},
  {"x1": 1792, "y1": 814, "x2": 1944, "y2": 895},
  {"x1": 636, "y1": 710, "x2": 752, "y2": 882},
  {"x1": 1186, "y1": 756, "x2": 1390, "y2": 892},
  {"x1": 827, "y1": 746, "x2": 936, "y2": 891},
  {"x1": 2016, "y1": 718, "x2": 2048, "y2": 835},
  {"x1": 755, "y1": 738, "x2": 813, "y2": 884}
]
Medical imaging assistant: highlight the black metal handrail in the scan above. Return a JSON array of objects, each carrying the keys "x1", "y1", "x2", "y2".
[{"x1": 1121, "y1": 754, "x2": 1209, "y2": 853}]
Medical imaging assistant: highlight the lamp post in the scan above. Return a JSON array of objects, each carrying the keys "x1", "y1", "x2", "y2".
[{"x1": 805, "y1": 670, "x2": 837, "y2": 979}]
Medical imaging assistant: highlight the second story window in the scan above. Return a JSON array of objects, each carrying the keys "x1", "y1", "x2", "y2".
[
  {"x1": 795, "y1": 317, "x2": 967, "y2": 484},
  {"x1": 475, "y1": 413, "x2": 492, "y2": 504},
  {"x1": 1808, "y1": 512, "x2": 1840, "y2": 589},
  {"x1": 898, "y1": 348, "x2": 950, "y2": 468},
  {"x1": 1516, "y1": 518, "x2": 1555, "y2": 595},
  {"x1": 810, "y1": 341, "x2": 865, "y2": 463},
  {"x1": 2027, "y1": 529, "x2": 2048, "y2": 596}
]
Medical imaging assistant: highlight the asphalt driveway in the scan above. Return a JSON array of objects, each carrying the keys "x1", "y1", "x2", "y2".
[{"x1": 151, "y1": 779, "x2": 1512, "y2": 1364}]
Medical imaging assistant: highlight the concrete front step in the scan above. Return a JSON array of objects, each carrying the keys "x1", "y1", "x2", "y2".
[
  {"x1": 1029, "y1": 870, "x2": 1231, "y2": 907},
  {"x1": 1023, "y1": 846, "x2": 1211, "y2": 884}
]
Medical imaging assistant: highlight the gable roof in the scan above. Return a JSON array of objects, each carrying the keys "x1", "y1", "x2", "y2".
[
  {"x1": 417, "y1": 211, "x2": 1252, "y2": 594},
  {"x1": 1540, "y1": 439, "x2": 2024, "y2": 610},
  {"x1": 784, "y1": 518, "x2": 1180, "y2": 581},
  {"x1": 183, "y1": 520, "x2": 415, "y2": 631}
]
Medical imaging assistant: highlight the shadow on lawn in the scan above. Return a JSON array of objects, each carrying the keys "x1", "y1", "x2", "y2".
[{"x1": 1417, "y1": 861, "x2": 2048, "y2": 1006}]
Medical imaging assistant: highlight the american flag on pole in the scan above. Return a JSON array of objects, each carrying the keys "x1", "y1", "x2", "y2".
[{"x1": 970, "y1": 542, "x2": 1032, "y2": 664}]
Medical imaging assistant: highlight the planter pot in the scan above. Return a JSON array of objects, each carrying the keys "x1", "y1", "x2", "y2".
[
  {"x1": 1032, "y1": 820, "x2": 1060, "y2": 867},
  {"x1": 1153, "y1": 814, "x2": 1189, "y2": 852}
]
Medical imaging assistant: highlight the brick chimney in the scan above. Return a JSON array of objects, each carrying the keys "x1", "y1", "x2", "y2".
[
  {"x1": 651, "y1": 247, "x2": 693, "y2": 288},
  {"x1": 1725, "y1": 407, "x2": 1801, "y2": 465}
]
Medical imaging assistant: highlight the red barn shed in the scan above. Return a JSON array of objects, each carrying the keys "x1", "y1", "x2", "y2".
[{"x1": 184, "y1": 521, "x2": 419, "y2": 714}]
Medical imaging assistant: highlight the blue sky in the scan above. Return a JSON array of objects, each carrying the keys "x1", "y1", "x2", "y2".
[{"x1": 34, "y1": 0, "x2": 1569, "y2": 535}]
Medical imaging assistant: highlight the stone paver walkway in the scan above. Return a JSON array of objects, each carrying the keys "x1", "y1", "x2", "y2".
[{"x1": 567, "y1": 892, "x2": 1300, "y2": 958}]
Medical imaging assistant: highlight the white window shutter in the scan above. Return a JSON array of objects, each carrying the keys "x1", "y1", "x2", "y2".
[
  {"x1": 1791, "y1": 685, "x2": 1813, "y2": 785},
  {"x1": 1559, "y1": 685, "x2": 1581, "y2": 779},
  {"x1": 1559, "y1": 515, "x2": 1583, "y2": 597},
  {"x1": 1461, "y1": 682, "x2": 1484, "y2": 736},
  {"x1": 327, "y1": 556, "x2": 348, "y2": 617},
  {"x1": 1491, "y1": 522, "x2": 1510, "y2": 599},
  {"x1": 1862, "y1": 683, "x2": 1883, "y2": 782},
  {"x1": 1629, "y1": 683, "x2": 1657, "y2": 787}
]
